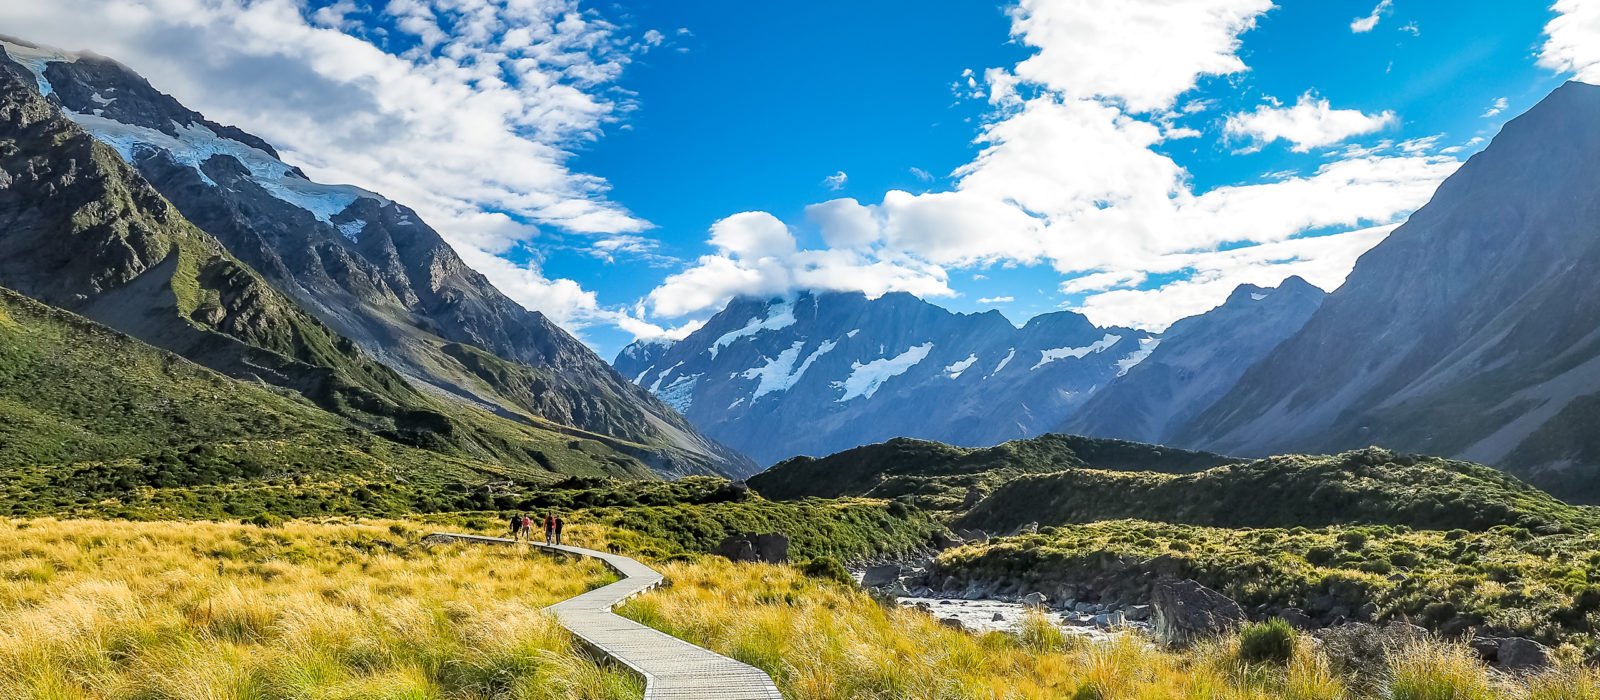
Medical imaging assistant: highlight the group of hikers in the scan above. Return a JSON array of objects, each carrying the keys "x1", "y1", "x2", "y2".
[{"x1": 509, "y1": 512, "x2": 565, "y2": 546}]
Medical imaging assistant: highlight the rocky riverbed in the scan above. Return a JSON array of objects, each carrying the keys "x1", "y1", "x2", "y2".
[{"x1": 896, "y1": 596, "x2": 1144, "y2": 638}]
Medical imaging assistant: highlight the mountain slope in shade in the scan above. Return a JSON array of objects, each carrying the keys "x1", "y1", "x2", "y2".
[
  {"x1": 0, "y1": 36, "x2": 750, "y2": 477},
  {"x1": 614, "y1": 291, "x2": 1151, "y2": 465},
  {"x1": 1177, "y1": 81, "x2": 1600, "y2": 503},
  {"x1": 1061, "y1": 277, "x2": 1324, "y2": 445}
]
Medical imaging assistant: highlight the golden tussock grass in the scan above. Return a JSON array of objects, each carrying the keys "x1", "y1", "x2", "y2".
[{"x1": 0, "y1": 518, "x2": 641, "y2": 700}]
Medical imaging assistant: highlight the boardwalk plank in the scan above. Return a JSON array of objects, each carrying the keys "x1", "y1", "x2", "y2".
[{"x1": 429, "y1": 532, "x2": 785, "y2": 700}]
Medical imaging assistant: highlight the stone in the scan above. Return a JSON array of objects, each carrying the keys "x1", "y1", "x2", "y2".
[
  {"x1": 715, "y1": 536, "x2": 758, "y2": 563},
  {"x1": 941, "y1": 576, "x2": 959, "y2": 592},
  {"x1": 752, "y1": 533, "x2": 790, "y2": 563},
  {"x1": 931, "y1": 530, "x2": 965, "y2": 550},
  {"x1": 1093, "y1": 612, "x2": 1125, "y2": 629},
  {"x1": 1126, "y1": 605, "x2": 1153, "y2": 622},
  {"x1": 1150, "y1": 579, "x2": 1246, "y2": 646},
  {"x1": 940, "y1": 617, "x2": 965, "y2": 631},
  {"x1": 992, "y1": 612, "x2": 1005, "y2": 622},
  {"x1": 1497, "y1": 637, "x2": 1553, "y2": 670},
  {"x1": 885, "y1": 583, "x2": 910, "y2": 599},
  {"x1": 1022, "y1": 592, "x2": 1049, "y2": 608},
  {"x1": 1074, "y1": 601, "x2": 1097, "y2": 614},
  {"x1": 1275, "y1": 608, "x2": 1315, "y2": 629},
  {"x1": 1357, "y1": 603, "x2": 1379, "y2": 621},
  {"x1": 1011, "y1": 521, "x2": 1039, "y2": 537},
  {"x1": 1469, "y1": 637, "x2": 1502, "y2": 662},
  {"x1": 861, "y1": 564, "x2": 902, "y2": 588}
]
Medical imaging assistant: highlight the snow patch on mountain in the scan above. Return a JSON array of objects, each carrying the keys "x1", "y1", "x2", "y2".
[
  {"x1": 835, "y1": 343, "x2": 933, "y2": 402},
  {"x1": 1115, "y1": 337, "x2": 1162, "y2": 377},
  {"x1": 1032, "y1": 334, "x2": 1123, "y2": 370},
  {"x1": 337, "y1": 218, "x2": 366, "y2": 242},
  {"x1": 67, "y1": 112, "x2": 378, "y2": 224},
  {"x1": 0, "y1": 39, "x2": 78, "y2": 96},
  {"x1": 944, "y1": 354, "x2": 979, "y2": 379},
  {"x1": 709, "y1": 298, "x2": 798, "y2": 359},
  {"x1": 648, "y1": 361, "x2": 684, "y2": 393},
  {"x1": 992, "y1": 348, "x2": 1016, "y2": 375}
]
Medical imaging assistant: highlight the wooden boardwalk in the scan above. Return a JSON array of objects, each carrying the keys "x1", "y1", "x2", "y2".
[{"x1": 429, "y1": 533, "x2": 784, "y2": 700}]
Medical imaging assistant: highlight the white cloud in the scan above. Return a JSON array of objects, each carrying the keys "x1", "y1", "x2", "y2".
[
  {"x1": 1224, "y1": 93, "x2": 1398, "y2": 152},
  {"x1": 709, "y1": 212, "x2": 797, "y2": 259},
  {"x1": 909, "y1": 166, "x2": 934, "y2": 182},
  {"x1": 822, "y1": 170, "x2": 849, "y2": 191},
  {"x1": 1541, "y1": 0, "x2": 1600, "y2": 84},
  {"x1": 1004, "y1": 0, "x2": 1274, "y2": 112},
  {"x1": 1351, "y1": 0, "x2": 1393, "y2": 33},
  {"x1": 1483, "y1": 96, "x2": 1510, "y2": 117},
  {"x1": 639, "y1": 0, "x2": 1459, "y2": 332},
  {"x1": 0, "y1": 0, "x2": 667, "y2": 338},
  {"x1": 977, "y1": 296, "x2": 1014, "y2": 304}
]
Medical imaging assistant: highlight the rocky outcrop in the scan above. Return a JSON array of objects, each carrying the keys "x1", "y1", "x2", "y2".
[
  {"x1": 1472, "y1": 637, "x2": 1553, "y2": 670},
  {"x1": 715, "y1": 533, "x2": 789, "y2": 564},
  {"x1": 1150, "y1": 579, "x2": 1246, "y2": 646}
]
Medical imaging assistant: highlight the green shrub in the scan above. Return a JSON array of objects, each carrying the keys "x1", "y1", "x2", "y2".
[
  {"x1": 798, "y1": 556, "x2": 853, "y2": 585},
  {"x1": 245, "y1": 512, "x2": 284, "y2": 528},
  {"x1": 1237, "y1": 618, "x2": 1296, "y2": 664}
]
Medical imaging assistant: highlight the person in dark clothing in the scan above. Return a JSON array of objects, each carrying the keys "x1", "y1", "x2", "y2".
[
  {"x1": 554, "y1": 516, "x2": 565, "y2": 546},
  {"x1": 508, "y1": 513, "x2": 522, "y2": 541},
  {"x1": 544, "y1": 514, "x2": 555, "y2": 545}
]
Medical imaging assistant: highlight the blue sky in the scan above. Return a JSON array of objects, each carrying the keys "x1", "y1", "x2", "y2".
[{"x1": 3, "y1": 0, "x2": 1594, "y2": 358}]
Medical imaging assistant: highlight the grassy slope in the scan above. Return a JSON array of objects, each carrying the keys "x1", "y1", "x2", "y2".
[
  {"x1": 957, "y1": 447, "x2": 1600, "y2": 534},
  {"x1": 0, "y1": 287, "x2": 659, "y2": 520},
  {"x1": 749, "y1": 434, "x2": 1237, "y2": 506}
]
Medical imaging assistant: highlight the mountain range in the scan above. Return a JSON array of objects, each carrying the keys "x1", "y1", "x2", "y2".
[
  {"x1": 616, "y1": 279, "x2": 1322, "y2": 466},
  {"x1": 0, "y1": 36, "x2": 751, "y2": 483}
]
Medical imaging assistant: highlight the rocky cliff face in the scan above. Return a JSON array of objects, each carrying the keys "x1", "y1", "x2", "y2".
[
  {"x1": 0, "y1": 37, "x2": 751, "y2": 477},
  {"x1": 1061, "y1": 277, "x2": 1324, "y2": 445},
  {"x1": 615, "y1": 291, "x2": 1151, "y2": 465},
  {"x1": 1178, "y1": 81, "x2": 1600, "y2": 502}
]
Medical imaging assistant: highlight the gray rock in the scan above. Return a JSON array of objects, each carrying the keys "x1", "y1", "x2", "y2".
[
  {"x1": 1497, "y1": 637, "x2": 1553, "y2": 670},
  {"x1": 992, "y1": 612, "x2": 1005, "y2": 622},
  {"x1": 1150, "y1": 579, "x2": 1246, "y2": 646},
  {"x1": 1073, "y1": 601, "x2": 1097, "y2": 614},
  {"x1": 1093, "y1": 612, "x2": 1125, "y2": 629},
  {"x1": 1275, "y1": 607, "x2": 1315, "y2": 629},
  {"x1": 715, "y1": 536, "x2": 757, "y2": 563},
  {"x1": 753, "y1": 533, "x2": 790, "y2": 563},
  {"x1": 1022, "y1": 592, "x2": 1049, "y2": 608},
  {"x1": 861, "y1": 564, "x2": 902, "y2": 588},
  {"x1": 1126, "y1": 605, "x2": 1153, "y2": 622},
  {"x1": 940, "y1": 617, "x2": 965, "y2": 631}
]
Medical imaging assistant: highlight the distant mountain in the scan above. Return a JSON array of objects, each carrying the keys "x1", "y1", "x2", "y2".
[
  {"x1": 614, "y1": 291, "x2": 1153, "y2": 464},
  {"x1": 1061, "y1": 277, "x2": 1324, "y2": 445},
  {"x1": 1178, "y1": 82, "x2": 1600, "y2": 503},
  {"x1": 0, "y1": 36, "x2": 750, "y2": 478}
]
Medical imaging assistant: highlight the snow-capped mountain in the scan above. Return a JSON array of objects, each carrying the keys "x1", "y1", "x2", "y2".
[
  {"x1": 0, "y1": 36, "x2": 750, "y2": 477},
  {"x1": 614, "y1": 291, "x2": 1153, "y2": 465},
  {"x1": 1060, "y1": 277, "x2": 1325, "y2": 445},
  {"x1": 1177, "y1": 82, "x2": 1600, "y2": 503}
]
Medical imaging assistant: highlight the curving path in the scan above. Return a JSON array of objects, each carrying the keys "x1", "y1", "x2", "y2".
[{"x1": 428, "y1": 533, "x2": 784, "y2": 700}]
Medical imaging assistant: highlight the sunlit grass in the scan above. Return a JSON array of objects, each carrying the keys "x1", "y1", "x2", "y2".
[{"x1": 0, "y1": 518, "x2": 641, "y2": 699}]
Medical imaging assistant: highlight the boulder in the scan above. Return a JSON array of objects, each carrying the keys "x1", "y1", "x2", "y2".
[
  {"x1": 1150, "y1": 579, "x2": 1246, "y2": 646},
  {"x1": 940, "y1": 617, "x2": 965, "y2": 631},
  {"x1": 1073, "y1": 601, "x2": 1097, "y2": 614},
  {"x1": 861, "y1": 564, "x2": 902, "y2": 588},
  {"x1": 931, "y1": 530, "x2": 965, "y2": 550},
  {"x1": 992, "y1": 612, "x2": 1005, "y2": 622},
  {"x1": 1275, "y1": 607, "x2": 1315, "y2": 629},
  {"x1": 1010, "y1": 521, "x2": 1039, "y2": 537},
  {"x1": 1126, "y1": 605, "x2": 1153, "y2": 622},
  {"x1": 715, "y1": 536, "x2": 758, "y2": 563},
  {"x1": 1093, "y1": 612, "x2": 1125, "y2": 629},
  {"x1": 1497, "y1": 637, "x2": 1553, "y2": 670},
  {"x1": 753, "y1": 533, "x2": 790, "y2": 563},
  {"x1": 1022, "y1": 592, "x2": 1049, "y2": 608}
]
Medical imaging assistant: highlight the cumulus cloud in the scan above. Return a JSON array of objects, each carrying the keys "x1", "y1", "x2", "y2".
[
  {"x1": 977, "y1": 296, "x2": 1015, "y2": 304},
  {"x1": 0, "y1": 0, "x2": 659, "y2": 337},
  {"x1": 639, "y1": 0, "x2": 1459, "y2": 328},
  {"x1": 1541, "y1": 0, "x2": 1600, "y2": 84},
  {"x1": 1351, "y1": 0, "x2": 1393, "y2": 33},
  {"x1": 1225, "y1": 93, "x2": 1398, "y2": 152},
  {"x1": 822, "y1": 170, "x2": 848, "y2": 190}
]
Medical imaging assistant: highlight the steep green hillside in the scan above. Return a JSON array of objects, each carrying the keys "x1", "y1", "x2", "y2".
[
  {"x1": 0, "y1": 286, "x2": 662, "y2": 519},
  {"x1": 749, "y1": 434, "x2": 1236, "y2": 507},
  {"x1": 958, "y1": 448, "x2": 1598, "y2": 534}
]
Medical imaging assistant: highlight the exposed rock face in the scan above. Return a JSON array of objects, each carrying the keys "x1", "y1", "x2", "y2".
[
  {"x1": 0, "y1": 37, "x2": 750, "y2": 479},
  {"x1": 861, "y1": 565, "x2": 902, "y2": 588},
  {"x1": 1178, "y1": 82, "x2": 1600, "y2": 503},
  {"x1": 615, "y1": 291, "x2": 1148, "y2": 465},
  {"x1": 1150, "y1": 579, "x2": 1246, "y2": 646}
]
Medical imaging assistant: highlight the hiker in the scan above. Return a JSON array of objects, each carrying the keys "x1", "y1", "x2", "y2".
[
  {"x1": 555, "y1": 515, "x2": 565, "y2": 546},
  {"x1": 520, "y1": 514, "x2": 533, "y2": 541},
  {"x1": 544, "y1": 513, "x2": 556, "y2": 545},
  {"x1": 508, "y1": 513, "x2": 522, "y2": 541}
]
